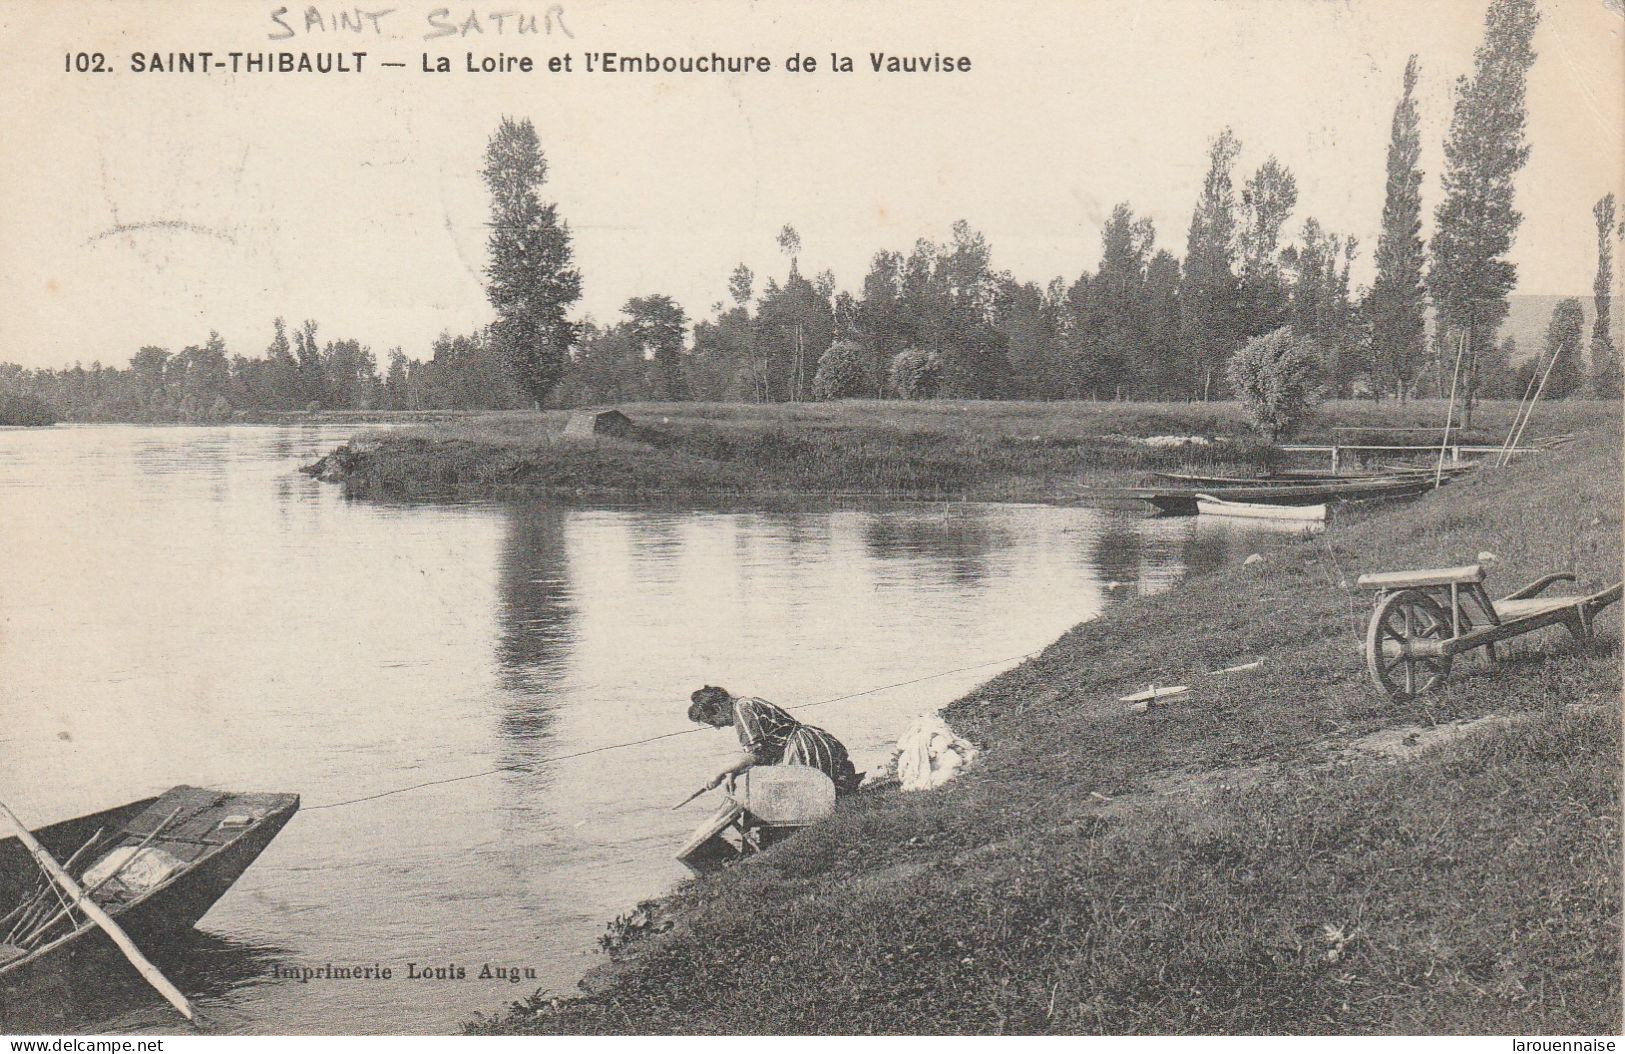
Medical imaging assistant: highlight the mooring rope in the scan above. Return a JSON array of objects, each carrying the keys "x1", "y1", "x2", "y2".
[{"x1": 300, "y1": 648, "x2": 1039, "y2": 812}]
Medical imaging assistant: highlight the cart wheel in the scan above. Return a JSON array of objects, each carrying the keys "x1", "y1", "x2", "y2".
[{"x1": 1366, "y1": 589, "x2": 1455, "y2": 700}]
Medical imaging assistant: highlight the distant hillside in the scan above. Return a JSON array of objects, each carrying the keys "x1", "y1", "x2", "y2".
[{"x1": 1488, "y1": 294, "x2": 1625, "y2": 362}]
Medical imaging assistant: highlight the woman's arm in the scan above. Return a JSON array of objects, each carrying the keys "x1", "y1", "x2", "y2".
[{"x1": 706, "y1": 751, "x2": 756, "y2": 790}]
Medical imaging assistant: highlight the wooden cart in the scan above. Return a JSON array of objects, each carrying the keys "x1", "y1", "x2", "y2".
[{"x1": 1356, "y1": 563, "x2": 1623, "y2": 700}]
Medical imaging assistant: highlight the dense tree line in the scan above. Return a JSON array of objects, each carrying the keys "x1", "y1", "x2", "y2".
[
  {"x1": 5, "y1": 0, "x2": 1618, "y2": 423},
  {"x1": 0, "y1": 323, "x2": 526, "y2": 421}
]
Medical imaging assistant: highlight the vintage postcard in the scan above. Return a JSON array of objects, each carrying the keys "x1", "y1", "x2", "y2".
[{"x1": 1, "y1": 0, "x2": 1621, "y2": 1041}]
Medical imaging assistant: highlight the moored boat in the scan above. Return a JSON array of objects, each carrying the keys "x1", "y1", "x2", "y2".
[
  {"x1": 1137, "y1": 475, "x2": 1443, "y2": 515},
  {"x1": 1, "y1": 786, "x2": 298, "y2": 1009},
  {"x1": 1134, "y1": 490, "x2": 1203, "y2": 515},
  {"x1": 1154, "y1": 464, "x2": 1474, "y2": 488},
  {"x1": 1195, "y1": 494, "x2": 1328, "y2": 522},
  {"x1": 1155, "y1": 469, "x2": 1390, "y2": 487}
]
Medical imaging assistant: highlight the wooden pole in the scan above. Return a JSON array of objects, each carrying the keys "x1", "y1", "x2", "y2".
[
  {"x1": 671, "y1": 786, "x2": 710, "y2": 811},
  {"x1": 0, "y1": 799, "x2": 196, "y2": 1022},
  {"x1": 1436, "y1": 331, "x2": 1466, "y2": 488},
  {"x1": 1505, "y1": 344, "x2": 1563, "y2": 466},
  {"x1": 1, "y1": 827, "x2": 102, "y2": 941},
  {"x1": 1496, "y1": 367, "x2": 1542, "y2": 467},
  {"x1": 20, "y1": 809, "x2": 181, "y2": 950}
]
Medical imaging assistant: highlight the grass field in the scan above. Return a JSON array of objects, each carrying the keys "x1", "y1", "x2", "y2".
[
  {"x1": 464, "y1": 405, "x2": 1622, "y2": 1035},
  {"x1": 312, "y1": 398, "x2": 1618, "y2": 502}
]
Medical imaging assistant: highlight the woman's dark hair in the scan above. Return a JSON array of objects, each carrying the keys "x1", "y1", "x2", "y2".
[{"x1": 688, "y1": 685, "x2": 732, "y2": 725}]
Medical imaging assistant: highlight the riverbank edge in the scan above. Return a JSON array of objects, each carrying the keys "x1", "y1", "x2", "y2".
[
  {"x1": 300, "y1": 434, "x2": 1158, "y2": 507},
  {"x1": 297, "y1": 401, "x2": 1618, "y2": 506},
  {"x1": 297, "y1": 421, "x2": 1255, "y2": 505},
  {"x1": 459, "y1": 415, "x2": 1623, "y2": 1035}
]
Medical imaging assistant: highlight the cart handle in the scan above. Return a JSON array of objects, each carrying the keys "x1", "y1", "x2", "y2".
[{"x1": 1500, "y1": 572, "x2": 1575, "y2": 602}]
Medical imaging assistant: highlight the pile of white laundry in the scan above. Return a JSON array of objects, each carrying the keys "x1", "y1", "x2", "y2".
[
  {"x1": 82, "y1": 845, "x2": 186, "y2": 897},
  {"x1": 890, "y1": 715, "x2": 979, "y2": 792}
]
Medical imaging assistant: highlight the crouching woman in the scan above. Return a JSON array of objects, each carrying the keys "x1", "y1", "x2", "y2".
[{"x1": 687, "y1": 685, "x2": 862, "y2": 795}]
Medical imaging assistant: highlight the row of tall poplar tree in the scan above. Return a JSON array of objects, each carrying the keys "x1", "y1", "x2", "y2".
[
  {"x1": 488, "y1": 0, "x2": 1618, "y2": 414},
  {"x1": 5, "y1": 0, "x2": 1618, "y2": 423}
]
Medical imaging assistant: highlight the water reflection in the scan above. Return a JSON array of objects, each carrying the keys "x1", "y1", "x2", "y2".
[
  {"x1": 1089, "y1": 523, "x2": 1145, "y2": 603},
  {"x1": 860, "y1": 504, "x2": 1014, "y2": 584},
  {"x1": 494, "y1": 502, "x2": 576, "y2": 748},
  {"x1": 0, "y1": 425, "x2": 1294, "y2": 1035},
  {"x1": 1, "y1": 932, "x2": 289, "y2": 1034}
]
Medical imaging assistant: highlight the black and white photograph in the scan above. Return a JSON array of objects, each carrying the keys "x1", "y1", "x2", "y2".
[{"x1": 0, "y1": 0, "x2": 1621, "y2": 1040}]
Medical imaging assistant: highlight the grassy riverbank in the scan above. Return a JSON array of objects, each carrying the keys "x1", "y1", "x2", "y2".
[
  {"x1": 309, "y1": 399, "x2": 1614, "y2": 503},
  {"x1": 466, "y1": 409, "x2": 1622, "y2": 1035}
]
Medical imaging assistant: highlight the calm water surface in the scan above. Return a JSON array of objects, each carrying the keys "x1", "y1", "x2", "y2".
[{"x1": 0, "y1": 425, "x2": 1284, "y2": 1034}]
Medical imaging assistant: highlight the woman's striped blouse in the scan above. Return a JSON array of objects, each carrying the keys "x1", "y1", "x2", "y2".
[{"x1": 731, "y1": 696, "x2": 857, "y2": 791}]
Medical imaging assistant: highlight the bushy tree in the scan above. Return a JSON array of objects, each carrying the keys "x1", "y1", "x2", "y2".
[
  {"x1": 265, "y1": 317, "x2": 300, "y2": 410},
  {"x1": 888, "y1": 347, "x2": 942, "y2": 400},
  {"x1": 1068, "y1": 203, "x2": 1156, "y2": 398},
  {"x1": 1427, "y1": 0, "x2": 1540, "y2": 422},
  {"x1": 1541, "y1": 298, "x2": 1585, "y2": 399},
  {"x1": 483, "y1": 117, "x2": 582, "y2": 405},
  {"x1": 1238, "y1": 157, "x2": 1298, "y2": 339},
  {"x1": 755, "y1": 271, "x2": 834, "y2": 402},
  {"x1": 1182, "y1": 127, "x2": 1243, "y2": 399},
  {"x1": 852, "y1": 251, "x2": 909, "y2": 395},
  {"x1": 689, "y1": 264, "x2": 758, "y2": 401},
  {"x1": 623, "y1": 294, "x2": 689, "y2": 400},
  {"x1": 321, "y1": 337, "x2": 380, "y2": 410},
  {"x1": 900, "y1": 222, "x2": 1011, "y2": 398},
  {"x1": 1226, "y1": 327, "x2": 1324, "y2": 442},
  {"x1": 0, "y1": 390, "x2": 58, "y2": 426},
  {"x1": 1142, "y1": 251, "x2": 1184, "y2": 397},
  {"x1": 129, "y1": 345, "x2": 171, "y2": 414},
  {"x1": 844, "y1": 223, "x2": 1009, "y2": 400},
  {"x1": 1476, "y1": 335, "x2": 1519, "y2": 399},
  {"x1": 398, "y1": 330, "x2": 525, "y2": 410},
  {"x1": 291, "y1": 319, "x2": 323, "y2": 407},
  {"x1": 812, "y1": 340, "x2": 869, "y2": 400},
  {"x1": 1592, "y1": 194, "x2": 1621, "y2": 397},
  {"x1": 992, "y1": 277, "x2": 1063, "y2": 399},
  {"x1": 1280, "y1": 221, "x2": 1361, "y2": 395}
]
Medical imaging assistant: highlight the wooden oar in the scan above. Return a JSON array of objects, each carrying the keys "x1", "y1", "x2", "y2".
[{"x1": 0, "y1": 799, "x2": 195, "y2": 1022}]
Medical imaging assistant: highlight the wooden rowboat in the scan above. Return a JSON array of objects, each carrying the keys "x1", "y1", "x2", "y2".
[
  {"x1": 1195, "y1": 494, "x2": 1327, "y2": 522},
  {"x1": 1156, "y1": 464, "x2": 1477, "y2": 488},
  {"x1": 1153, "y1": 468, "x2": 1462, "y2": 488},
  {"x1": 1138, "y1": 475, "x2": 1442, "y2": 516},
  {"x1": 1, "y1": 786, "x2": 298, "y2": 1010}
]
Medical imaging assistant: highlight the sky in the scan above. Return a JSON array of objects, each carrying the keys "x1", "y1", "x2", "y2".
[{"x1": 0, "y1": 0, "x2": 1621, "y2": 370}]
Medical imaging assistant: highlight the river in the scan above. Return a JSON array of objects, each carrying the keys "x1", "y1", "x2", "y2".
[{"x1": 0, "y1": 424, "x2": 1285, "y2": 1034}]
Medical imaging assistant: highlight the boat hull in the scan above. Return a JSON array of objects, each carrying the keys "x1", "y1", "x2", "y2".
[
  {"x1": 1139, "y1": 476, "x2": 1440, "y2": 515},
  {"x1": 1138, "y1": 492, "x2": 1200, "y2": 515},
  {"x1": 1196, "y1": 496, "x2": 1327, "y2": 522},
  {"x1": 0, "y1": 788, "x2": 298, "y2": 1016}
]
